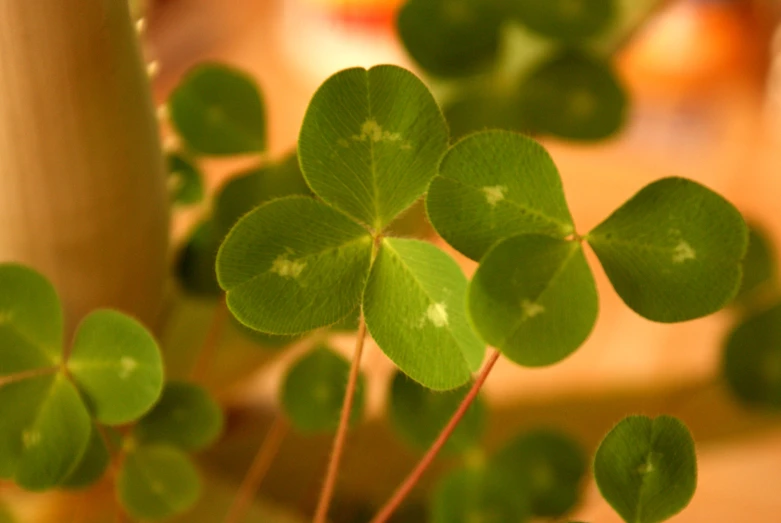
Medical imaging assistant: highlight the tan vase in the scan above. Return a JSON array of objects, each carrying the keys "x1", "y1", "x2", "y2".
[{"x1": 0, "y1": 0, "x2": 169, "y2": 336}]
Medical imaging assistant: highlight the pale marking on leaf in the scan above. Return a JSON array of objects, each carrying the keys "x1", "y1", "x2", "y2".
[
  {"x1": 151, "y1": 480, "x2": 166, "y2": 494},
  {"x1": 481, "y1": 185, "x2": 507, "y2": 206},
  {"x1": 0, "y1": 311, "x2": 11, "y2": 324},
  {"x1": 22, "y1": 430, "x2": 41, "y2": 449},
  {"x1": 119, "y1": 357, "x2": 138, "y2": 380},
  {"x1": 352, "y1": 119, "x2": 402, "y2": 143},
  {"x1": 672, "y1": 241, "x2": 696, "y2": 263},
  {"x1": 521, "y1": 300, "x2": 545, "y2": 319},
  {"x1": 271, "y1": 255, "x2": 307, "y2": 279},
  {"x1": 337, "y1": 138, "x2": 350, "y2": 147},
  {"x1": 425, "y1": 303, "x2": 449, "y2": 328}
]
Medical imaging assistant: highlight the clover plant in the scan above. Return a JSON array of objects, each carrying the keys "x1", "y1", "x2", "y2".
[
  {"x1": 0, "y1": 2, "x2": 764, "y2": 521},
  {"x1": 396, "y1": 0, "x2": 642, "y2": 141}
]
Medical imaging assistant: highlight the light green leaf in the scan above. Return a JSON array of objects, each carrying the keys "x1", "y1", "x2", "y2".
[
  {"x1": 734, "y1": 223, "x2": 777, "y2": 306},
  {"x1": 588, "y1": 177, "x2": 748, "y2": 322},
  {"x1": 298, "y1": 65, "x2": 449, "y2": 230},
  {"x1": 364, "y1": 238, "x2": 485, "y2": 391},
  {"x1": 508, "y1": 0, "x2": 616, "y2": 41},
  {"x1": 490, "y1": 429, "x2": 586, "y2": 517},
  {"x1": 168, "y1": 63, "x2": 266, "y2": 156},
  {"x1": 518, "y1": 51, "x2": 627, "y2": 141},
  {"x1": 0, "y1": 374, "x2": 91, "y2": 490},
  {"x1": 427, "y1": 131, "x2": 574, "y2": 261},
  {"x1": 468, "y1": 235, "x2": 597, "y2": 367},
  {"x1": 167, "y1": 152, "x2": 204, "y2": 206},
  {"x1": 0, "y1": 264, "x2": 63, "y2": 374},
  {"x1": 594, "y1": 415, "x2": 697, "y2": 523},
  {"x1": 281, "y1": 346, "x2": 366, "y2": 433},
  {"x1": 214, "y1": 150, "x2": 311, "y2": 238},
  {"x1": 60, "y1": 424, "x2": 110, "y2": 489},
  {"x1": 135, "y1": 381, "x2": 224, "y2": 451},
  {"x1": 118, "y1": 444, "x2": 201, "y2": 521},
  {"x1": 431, "y1": 466, "x2": 530, "y2": 523},
  {"x1": 397, "y1": 0, "x2": 502, "y2": 78},
  {"x1": 722, "y1": 300, "x2": 781, "y2": 410},
  {"x1": 68, "y1": 310, "x2": 164, "y2": 425},
  {"x1": 217, "y1": 196, "x2": 373, "y2": 335},
  {"x1": 388, "y1": 371, "x2": 484, "y2": 455},
  {"x1": 175, "y1": 219, "x2": 223, "y2": 298}
]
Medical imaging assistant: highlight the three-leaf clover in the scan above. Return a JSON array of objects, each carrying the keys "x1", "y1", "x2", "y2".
[
  {"x1": 427, "y1": 130, "x2": 748, "y2": 367},
  {"x1": 218, "y1": 65, "x2": 484, "y2": 390},
  {"x1": 0, "y1": 264, "x2": 164, "y2": 490}
]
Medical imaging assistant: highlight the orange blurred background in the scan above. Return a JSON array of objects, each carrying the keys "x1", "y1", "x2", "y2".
[{"x1": 142, "y1": 0, "x2": 781, "y2": 521}]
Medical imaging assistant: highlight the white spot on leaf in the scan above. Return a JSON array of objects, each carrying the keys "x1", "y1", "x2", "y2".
[
  {"x1": 0, "y1": 312, "x2": 11, "y2": 324},
  {"x1": 271, "y1": 255, "x2": 306, "y2": 279},
  {"x1": 119, "y1": 357, "x2": 138, "y2": 380},
  {"x1": 481, "y1": 186, "x2": 507, "y2": 206},
  {"x1": 352, "y1": 119, "x2": 402, "y2": 143},
  {"x1": 521, "y1": 300, "x2": 545, "y2": 319},
  {"x1": 23, "y1": 430, "x2": 41, "y2": 448},
  {"x1": 425, "y1": 303, "x2": 449, "y2": 328},
  {"x1": 672, "y1": 241, "x2": 696, "y2": 263}
]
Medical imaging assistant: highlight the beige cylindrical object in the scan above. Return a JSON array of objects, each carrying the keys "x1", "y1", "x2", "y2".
[{"x1": 0, "y1": 0, "x2": 169, "y2": 336}]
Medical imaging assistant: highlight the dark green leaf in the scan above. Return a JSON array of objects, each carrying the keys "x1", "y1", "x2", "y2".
[
  {"x1": 517, "y1": 51, "x2": 627, "y2": 141},
  {"x1": 468, "y1": 235, "x2": 597, "y2": 366},
  {"x1": 427, "y1": 131, "x2": 574, "y2": 261},
  {"x1": 214, "y1": 150, "x2": 312, "y2": 238},
  {"x1": 169, "y1": 63, "x2": 266, "y2": 156},
  {"x1": 0, "y1": 374, "x2": 91, "y2": 490},
  {"x1": 298, "y1": 65, "x2": 448, "y2": 230},
  {"x1": 397, "y1": 0, "x2": 502, "y2": 77},
  {"x1": 217, "y1": 196, "x2": 373, "y2": 335},
  {"x1": 364, "y1": 238, "x2": 485, "y2": 390},
  {"x1": 723, "y1": 300, "x2": 781, "y2": 410},
  {"x1": 167, "y1": 153, "x2": 205, "y2": 206},
  {"x1": 734, "y1": 223, "x2": 777, "y2": 305},
  {"x1": 281, "y1": 346, "x2": 366, "y2": 433},
  {"x1": 508, "y1": 0, "x2": 616, "y2": 41},
  {"x1": 60, "y1": 424, "x2": 110, "y2": 489},
  {"x1": 388, "y1": 371, "x2": 485, "y2": 454},
  {"x1": 443, "y1": 91, "x2": 522, "y2": 143},
  {"x1": 175, "y1": 219, "x2": 223, "y2": 298},
  {"x1": 594, "y1": 415, "x2": 697, "y2": 523},
  {"x1": 230, "y1": 316, "x2": 301, "y2": 351},
  {"x1": 490, "y1": 429, "x2": 586, "y2": 517},
  {"x1": 588, "y1": 177, "x2": 748, "y2": 322},
  {"x1": 135, "y1": 381, "x2": 224, "y2": 451},
  {"x1": 118, "y1": 444, "x2": 201, "y2": 520},
  {"x1": 0, "y1": 264, "x2": 63, "y2": 374},
  {"x1": 68, "y1": 310, "x2": 164, "y2": 425},
  {"x1": 431, "y1": 466, "x2": 530, "y2": 523}
]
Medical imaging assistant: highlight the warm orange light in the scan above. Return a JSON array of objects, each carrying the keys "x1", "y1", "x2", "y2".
[{"x1": 620, "y1": 2, "x2": 756, "y2": 97}]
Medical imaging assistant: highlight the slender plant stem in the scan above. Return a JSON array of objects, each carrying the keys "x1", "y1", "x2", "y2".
[
  {"x1": 223, "y1": 415, "x2": 289, "y2": 523},
  {"x1": 0, "y1": 365, "x2": 58, "y2": 387},
  {"x1": 369, "y1": 350, "x2": 502, "y2": 523},
  {"x1": 191, "y1": 295, "x2": 228, "y2": 381},
  {"x1": 312, "y1": 314, "x2": 369, "y2": 523}
]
